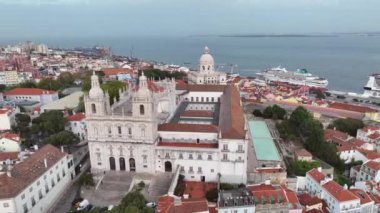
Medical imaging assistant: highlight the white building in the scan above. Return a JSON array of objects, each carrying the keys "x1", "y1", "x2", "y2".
[
  {"x1": 0, "y1": 144, "x2": 75, "y2": 213},
  {"x1": 351, "y1": 160, "x2": 380, "y2": 182},
  {"x1": 0, "y1": 133, "x2": 21, "y2": 152},
  {"x1": 86, "y1": 49, "x2": 248, "y2": 184},
  {"x1": 187, "y1": 47, "x2": 227, "y2": 85},
  {"x1": 0, "y1": 107, "x2": 20, "y2": 131},
  {"x1": 66, "y1": 113, "x2": 87, "y2": 141},
  {"x1": 4, "y1": 88, "x2": 58, "y2": 106}
]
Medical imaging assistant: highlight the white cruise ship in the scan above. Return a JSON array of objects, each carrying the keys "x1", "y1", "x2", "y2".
[
  {"x1": 256, "y1": 66, "x2": 328, "y2": 88},
  {"x1": 363, "y1": 74, "x2": 380, "y2": 98}
]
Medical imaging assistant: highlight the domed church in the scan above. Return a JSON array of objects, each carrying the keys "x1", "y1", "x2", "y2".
[{"x1": 187, "y1": 46, "x2": 227, "y2": 85}]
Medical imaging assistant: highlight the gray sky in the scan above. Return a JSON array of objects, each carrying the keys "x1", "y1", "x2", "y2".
[{"x1": 0, "y1": 0, "x2": 379, "y2": 38}]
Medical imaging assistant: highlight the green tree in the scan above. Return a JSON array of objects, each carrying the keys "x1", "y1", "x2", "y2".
[
  {"x1": 262, "y1": 106, "x2": 273, "y2": 118},
  {"x1": 77, "y1": 173, "x2": 95, "y2": 187},
  {"x1": 315, "y1": 89, "x2": 326, "y2": 99},
  {"x1": 289, "y1": 106, "x2": 312, "y2": 127},
  {"x1": 14, "y1": 113, "x2": 31, "y2": 138},
  {"x1": 32, "y1": 110, "x2": 66, "y2": 135},
  {"x1": 329, "y1": 118, "x2": 364, "y2": 137},
  {"x1": 101, "y1": 81, "x2": 126, "y2": 105},
  {"x1": 271, "y1": 104, "x2": 287, "y2": 119},
  {"x1": 57, "y1": 72, "x2": 75, "y2": 88},
  {"x1": 43, "y1": 130, "x2": 80, "y2": 146},
  {"x1": 205, "y1": 188, "x2": 218, "y2": 202},
  {"x1": 252, "y1": 109, "x2": 262, "y2": 117},
  {"x1": 287, "y1": 160, "x2": 320, "y2": 176},
  {"x1": 38, "y1": 78, "x2": 63, "y2": 91},
  {"x1": 120, "y1": 190, "x2": 146, "y2": 210}
]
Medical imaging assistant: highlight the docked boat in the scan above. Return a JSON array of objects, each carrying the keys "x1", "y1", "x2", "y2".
[
  {"x1": 363, "y1": 74, "x2": 380, "y2": 98},
  {"x1": 256, "y1": 66, "x2": 328, "y2": 88}
]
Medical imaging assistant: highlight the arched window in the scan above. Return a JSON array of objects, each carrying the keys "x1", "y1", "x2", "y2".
[
  {"x1": 140, "y1": 105, "x2": 145, "y2": 115},
  {"x1": 202, "y1": 65, "x2": 205, "y2": 70},
  {"x1": 207, "y1": 66, "x2": 210, "y2": 70},
  {"x1": 91, "y1": 104, "x2": 96, "y2": 114}
]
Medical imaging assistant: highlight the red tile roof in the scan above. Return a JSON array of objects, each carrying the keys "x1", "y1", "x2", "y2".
[
  {"x1": 349, "y1": 189, "x2": 373, "y2": 205},
  {"x1": 187, "y1": 84, "x2": 226, "y2": 92},
  {"x1": 295, "y1": 148, "x2": 313, "y2": 158},
  {"x1": 66, "y1": 113, "x2": 86, "y2": 122},
  {"x1": 157, "y1": 196, "x2": 209, "y2": 213},
  {"x1": 180, "y1": 110, "x2": 213, "y2": 118},
  {"x1": 249, "y1": 184, "x2": 295, "y2": 205},
  {"x1": 219, "y1": 85, "x2": 246, "y2": 139},
  {"x1": 324, "y1": 129, "x2": 349, "y2": 141},
  {"x1": 175, "y1": 80, "x2": 188, "y2": 90},
  {"x1": 184, "y1": 181, "x2": 217, "y2": 199},
  {"x1": 101, "y1": 68, "x2": 133, "y2": 77},
  {"x1": 368, "y1": 132, "x2": 380, "y2": 140},
  {"x1": 357, "y1": 148, "x2": 380, "y2": 160},
  {"x1": 351, "y1": 138, "x2": 365, "y2": 147},
  {"x1": 1, "y1": 132, "x2": 20, "y2": 142},
  {"x1": 329, "y1": 102, "x2": 378, "y2": 113},
  {"x1": 363, "y1": 160, "x2": 380, "y2": 171},
  {"x1": 368, "y1": 194, "x2": 380, "y2": 204},
  {"x1": 360, "y1": 126, "x2": 379, "y2": 133},
  {"x1": 158, "y1": 142, "x2": 218, "y2": 149},
  {"x1": 0, "y1": 144, "x2": 66, "y2": 199},
  {"x1": 0, "y1": 107, "x2": 12, "y2": 115},
  {"x1": 158, "y1": 123, "x2": 219, "y2": 133},
  {"x1": 4, "y1": 88, "x2": 57, "y2": 96},
  {"x1": 322, "y1": 181, "x2": 359, "y2": 202},
  {"x1": 298, "y1": 193, "x2": 323, "y2": 206},
  {"x1": 0, "y1": 152, "x2": 19, "y2": 161},
  {"x1": 307, "y1": 168, "x2": 326, "y2": 183}
]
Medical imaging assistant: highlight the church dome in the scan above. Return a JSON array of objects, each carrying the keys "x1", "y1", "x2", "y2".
[
  {"x1": 89, "y1": 73, "x2": 104, "y2": 99},
  {"x1": 199, "y1": 46, "x2": 215, "y2": 65}
]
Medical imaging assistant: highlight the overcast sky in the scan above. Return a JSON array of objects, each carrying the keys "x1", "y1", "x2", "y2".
[{"x1": 0, "y1": 0, "x2": 379, "y2": 38}]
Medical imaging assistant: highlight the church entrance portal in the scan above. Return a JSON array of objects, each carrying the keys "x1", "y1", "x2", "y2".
[
  {"x1": 164, "y1": 161, "x2": 172, "y2": 172},
  {"x1": 109, "y1": 157, "x2": 116, "y2": 170},
  {"x1": 129, "y1": 158, "x2": 136, "y2": 172},
  {"x1": 119, "y1": 157, "x2": 126, "y2": 171}
]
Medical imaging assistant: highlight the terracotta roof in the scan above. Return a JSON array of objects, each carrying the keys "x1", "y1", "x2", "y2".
[
  {"x1": 295, "y1": 148, "x2": 313, "y2": 158},
  {"x1": 324, "y1": 129, "x2": 349, "y2": 141},
  {"x1": 329, "y1": 102, "x2": 378, "y2": 113},
  {"x1": 101, "y1": 68, "x2": 133, "y2": 76},
  {"x1": 368, "y1": 194, "x2": 380, "y2": 204},
  {"x1": 360, "y1": 126, "x2": 379, "y2": 133},
  {"x1": 363, "y1": 160, "x2": 380, "y2": 171},
  {"x1": 5, "y1": 88, "x2": 57, "y2": 96},
  {"x1": 1, "y1": 132, "x2": 20, "y2": 142},
  {"x1": 180, "y1": 110, "x2": 213, "y2": 118},
  {"x1": 249, "y1": 184, "x2": 290, "y2": 205},
  {"x1": 307, "y1": 168, "x2": 326, "y2": 183},
  {"x1": 0, "y1": 107, "x2": 12, "y2": 115},
  {"x1": 0, "y1": 152, "x2": 19, "y2": 161},
  {"x1": 281, "y1": 185, "x2": 300, "y2": 206},
  {"x1": 175, "y1": 80, "x2": 188, "y2": 90},
  {"x1": 351, "y1": 138, "x2": 365, "y2": 147},
  {"x1": 349, "y1": 189, "x2": 373, "y2": 205},
  {"x1": 0, "y1": 144, "x2": 66, "y2": 199},
  {"x1": 133, "y1": 80, "x2": 164, "y2": 93},
  {"x1": 298, "y1": 193, "x2": 323, "y2": 206},
  {"x1": 219, "y1": 85, "x2": 246, "y2": 139},
  {"x1": 66, "y1": 113, "x2": 86, "y2": 122},
  {"x1": 158, "y1": 142, "x2": 218, "y2": 149},
  {"x1": 322, "y1": 181, "x2": 359, "y2": 202},
  {"x1": 157, "y1": 196, "x2": 209, "y2": 213},
  {"x1": 368, "y1": 132, "x2": 380, "y2": 140},
  {"x1": 357, "y1": 148, "x2": 380, "y2": 160},
  {"x1": 158, "y1": 123, "x2": 219, "y2": 133}
]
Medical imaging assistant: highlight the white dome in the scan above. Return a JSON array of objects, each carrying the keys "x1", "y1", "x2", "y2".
[{"x1": 199, "y1": 46, "x2": 214, "y2": 65}]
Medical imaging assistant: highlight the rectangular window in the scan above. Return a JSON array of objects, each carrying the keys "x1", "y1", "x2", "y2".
[
  {"x1": 29, "y1": 187, "x2": 33, "y2": 192},
  {"x1": 198, "y1": 167, "x2": 202, "y2": 173},
  {"x1": 57, "y1": 173, "x2": 61, "y2": 182},
  {"x1": 118, "y1": 126, "x2": 122, "y2": 134},
  {"x1": 128, "y1": 127, "x2": 132, "y2": 135},
  {"x1": 3, "y1": 203, "x2": 9, "y2": 208},
  {"x1": 23, "y1": 203, "x2": 27, "y2": 213},
  {"x1": 143, "y1": 155, "x2": 147, "y2": 163},
  {"x1": 208, "y1": 155, "x2": 212, "y2": 160},
  {"x1": 180, "y1": 166, "x2": 184, "y2": 172},
  {"x1": 165, "y1": 153, "x2": 170, "y2": 159},
  {"x1": 45, "y1": 184, "x2": 49, "y2": 193},
  {"x1": 96, "y1": 153, "x2": 101, "y2": 161},
  {"x1": 197, "y1": 154, "x2": 202, "y2": 160},
  {"x1": 223, "y1": 144, "x2": 228, "y2": 151},
  {"x1": 39, "y1": 190, "x2": 43, "y2": 199},
  {"x1": 51, "y1": 179, "x2": 55, "y2": 187},
  {"x1": 238, "y1": 145, "x2": 243, "y2": 151},
  {"x1": 189, "y1": 166, "x2": 193, "y2": 173},
  {"x1": 211, "y1": 169, "x2": 214, "y2": 173},
  {"x1": 31, "y1": 197, "x2": 36, "y2": 207},
  {"x1": 21, "y1": 194, "x2": 25, "y2": 199},
  {"x1": 223, "y1": 154, "x2": 228, "y2": 161},
  {"x1": 37, "y1": 180, "x2": 40, "y2": 186},
  {"x1": 179, "y1": 153, "x2": 183, "y2": 159},
  {"x1": 189, "y1": 154, "x2": 193, "y2": 160}
]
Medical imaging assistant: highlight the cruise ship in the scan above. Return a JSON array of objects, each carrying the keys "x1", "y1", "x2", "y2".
[
  {"x1": 256, "y1": 66, "x2": 328, "y2": 88},
  {"x1": 363, "y1": 74, "x2": 380, "y2": 98}
]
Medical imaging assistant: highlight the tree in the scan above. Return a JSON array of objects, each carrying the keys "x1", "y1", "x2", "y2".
[
  {"x1": 37, "y1": 78, "x2": 63, "y2": 91},
  {"x1": 77, "y1": 173, "x2": 95, "y2": 187},
  {"x1": 329, "y1": 118, "x2": 364, "y2": 137},
  {"x1": 252, "y1": 109, "x2": 262, "y2": 117},
  {"x1": 287, "y1": 160, "x2": 320, "y2": 176},
  {"x1": 14, "y1": 113, "x2": 31, "y2": 138},
  {"x1": 32, "y1": 110, "x2": 66, "y2": 135},
  {"x1": 271, "y1": 104, "x2": 286, "y2": 120},
  {"x1": 43, "y1": 130, "x2": 80, "y2": 146},
  {"x1": 315, "y1": 89, "x2": 326, "y2": 99},
  {"x1": 101, "y1": 80, "x2": 126, "y2": 105},
  {"x1": 120, "y1": 190, "x2": 146, "y2": 210},
  {"x1": 57, "y1": 72, "x2": 75, "y2": 88},
  {"x1": 289, "y1": 106, "x2": 312, "y2": 127},
  {"x1": 262, "y1": 106, "x2": 273, "y2": 118},
  {"x1": 206, "y1": 188, "x2": 218, "y2": 202}
]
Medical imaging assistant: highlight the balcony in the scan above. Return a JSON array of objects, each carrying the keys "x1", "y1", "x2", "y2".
[
  {"x1": 236, "y1": 149, "x2": 244, "y2": 153},
  {"x1": 221, "y1": 149, "x2": 229, "y2": 152}
]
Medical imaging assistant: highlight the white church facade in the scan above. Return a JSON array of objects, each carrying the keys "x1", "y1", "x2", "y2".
[{"x1": 85, "y1": 47, "x2": 248, "y2": 184}]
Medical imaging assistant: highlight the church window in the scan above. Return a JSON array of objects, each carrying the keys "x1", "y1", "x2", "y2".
[
  {"x1": 165, "y1": 153, "x2": 170, "y2": 159},
  {"x1": 207, "y1": 66, "x2": 210, "y2": 70},
  {"x1": 141, "y1": 127, "x2": 146, "y2": 137},
  {"x1": 96, "y1": 153, "x2": 101, "y2": 161},
  {"x1": 118, "y1": 126, "x2": 122, "y2": 134},
  {"x1": 201, "y1": 97, "x2": 204, "y2": 102},
  {"x1": 211, "y1": 97, "x2": 214, "y2": 102},
  {"x1": 91, "y1": 104, "x2": 96, "y2": 114},
  {"x1": 202, "y1": 65, "x2": 205, "y2": 70},
  {"x1": 140, "y1": 105, "x2": 145, "y2": 115},
  {"x1": 108, "y1": 127, "x2": 112, "y2": 135},
  {"x1": 128, "y1": 127, "x2": 132, "y2": 135}
]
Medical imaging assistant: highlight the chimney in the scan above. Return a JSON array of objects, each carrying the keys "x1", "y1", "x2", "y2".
[
  {"x1": 44, "y1": 158, "x2": 48, "y2": 168},
  {"x1": 34, "y1": 144, "x2": 38, "y2": 151}
]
